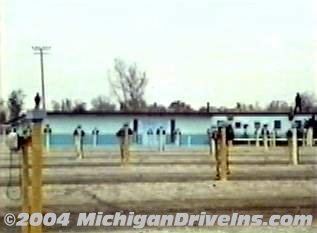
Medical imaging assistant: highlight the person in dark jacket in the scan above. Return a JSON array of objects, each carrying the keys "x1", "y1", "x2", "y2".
[{"x1": 294, "y1": 93, "x2": 302, "y2": 113}]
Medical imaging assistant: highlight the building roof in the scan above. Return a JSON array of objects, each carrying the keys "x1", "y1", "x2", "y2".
[
  {"x1": 46, "y1": 110, "x2": 317, "y2": 117},
  {"x1": 4, "y1": 110, "x2": 316, "y2": 125}
]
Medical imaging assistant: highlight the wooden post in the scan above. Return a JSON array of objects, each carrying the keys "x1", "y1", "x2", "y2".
[
  {"x1": 21, "y1": 143, "x2": 30, "y2": 233},
  {"x1": 26, "y1": 109, "x2": 46, "y2": 233},
  {"x1": 30, "y1": 121, "x2": 43, "y2": 233},
  {"x1": 219, "y1": 127, "x2": 228, "y2": 181}
]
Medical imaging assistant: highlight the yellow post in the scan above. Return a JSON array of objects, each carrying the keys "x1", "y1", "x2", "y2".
[
  {"x1": 30, "y1": 121, "x2": 43, "y2": 233},
  {"x1": 21, "y1": 143, "x2": 30, "y2": 233}
]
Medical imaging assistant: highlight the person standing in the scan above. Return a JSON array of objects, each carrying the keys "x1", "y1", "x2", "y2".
[{"x1": 294, "y1": 93, "x2": 302, "y2": 113}]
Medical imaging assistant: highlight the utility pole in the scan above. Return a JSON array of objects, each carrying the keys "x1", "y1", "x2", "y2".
[{"x1": 32, "y1": 46, "x2": 50, "y2": 111}]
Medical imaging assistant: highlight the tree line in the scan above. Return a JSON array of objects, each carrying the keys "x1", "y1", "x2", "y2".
[{"x1": 1, "y1": 58, "x2": 317, "y2": 122}]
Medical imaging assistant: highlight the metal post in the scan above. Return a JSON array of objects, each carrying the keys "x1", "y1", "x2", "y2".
[
  {"x1": 45, "y1": 130, "x2": 50, "y2": 152},
  {"x1": 187, "y1": 135, "x2": 191, "y2": 147},
  {"x1": 124, "y1": 126, "x2": 129, "y2": 164},
  {"x1": 39, "y1": 51, "x2": 45, "y2": 110},
  {"x1": 302, "y1": 129, "x2": 306, "y2": 147},
  {"x1": 210, "y1": 138, "x2": 216, "y2": 157},
  {"x1": 219, "y1": 127, "x2": 228, "y2": 181},
  {"x1": 263, "y1": 130, "x2": 268, "y2": 151},
  {"x1": 255, "y1": 129, "x2": 260, "y2": 147},
  {"x1": 1, "y1": 125, "x2": 6, "y2": 146},
  {"x1": 292, "y1": 128, "x2": 299, "y2": 165},
  {"x1": 32, "y1": 46, "x2": 50, "y2": 111},
  {"x1": 272, "y1": 131, "x2": 276, "y2": 147},
  {"x1": 307, "y1": 127, "x2": 313, "y2": 147},
  {"x1": 92, "y1": 131, "x2": 97, "y2": 148}
]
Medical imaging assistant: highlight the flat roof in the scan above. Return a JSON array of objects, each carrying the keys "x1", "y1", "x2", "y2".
[
  {"x1": 46, "y1": 111, "x2": 317, "y2": 117},
  {"x1": 4, "y1": 111, "x2": 316, "y2": 125}
]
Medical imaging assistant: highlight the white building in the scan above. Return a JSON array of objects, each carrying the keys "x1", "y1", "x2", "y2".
[
  {"x1": 4, "y1": 111, "x2": 315, "y2": 148},
  {"x1": 36, "y1": 111, "x2": 315, "y2": 148}
]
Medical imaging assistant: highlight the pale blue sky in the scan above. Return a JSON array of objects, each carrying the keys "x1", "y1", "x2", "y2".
[{"x1": 1, "y1": 0, "x2": 316, "y2": 109}]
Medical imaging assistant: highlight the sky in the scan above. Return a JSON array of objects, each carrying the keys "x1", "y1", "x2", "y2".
[{"x1": 0, "y1": 0, "x2": 316, "y2": 110}]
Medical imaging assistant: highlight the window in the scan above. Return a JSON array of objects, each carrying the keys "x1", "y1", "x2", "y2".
[
  {"x1": 274, "y1": 120, "x2": 281, "y2": 129},
  {"x1": 235, "y1": 122, "x2": 241, "y2": 128}
]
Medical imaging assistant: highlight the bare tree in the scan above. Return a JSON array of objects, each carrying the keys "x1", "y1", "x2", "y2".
[
  {"x1": 61, "y1": 98, "x2": 72, "y2": 112},
  {"x1": 266, "y1": 100, "x2": 289, "y2": 112},
  {"x1": 300, "y1": 92, "x2": 317, "y2": 112},
  {"x1": 7, "y1": 89, "x2": 25, "y2": 119},
  {"x1": 91, "y1": 95, "x2": 116, "y2": 111},
  {"x1": 108, "y1": 59, "x2": 148, "y2": 111},
  {"x1": 0, "y1": 99, "x2": 7, "y2": 123},
  {"x1": 235, "y1": 102, "x2": 251, "y2": 111},
  {"x1": 168, "y1": 100, "x2": 194, "y2": 112},
  {"x1": 51, "y1": 100, "x2": 61, "y2": 111},
  {"x1": 146, "y1": 102, "x2": 167, "y2": 112},
  {"x1": 72, "y1": 100, "x2": 87, "y2": 113},
  {"x1": 198, "y1": 105, "x2": 217, "y2": 112}
]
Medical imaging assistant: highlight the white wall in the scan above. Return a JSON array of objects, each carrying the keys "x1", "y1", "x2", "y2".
[
  {"x1": 45, "y1": 113, "x2": 314, "y2": 136},
  {"x1": 45, "y1": 116, "x2": 132, "y2": 134},
  {"x1": 211, "y1": 114, "x2": 313, "y2": 136},
  {"x1": 45, "y1": 115, "x2": 211, "y2": 135}
]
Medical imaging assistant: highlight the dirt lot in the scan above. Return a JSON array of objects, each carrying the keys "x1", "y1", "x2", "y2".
[{"x1": 0, "y1": 146, "x2": 316, "y2": 232}]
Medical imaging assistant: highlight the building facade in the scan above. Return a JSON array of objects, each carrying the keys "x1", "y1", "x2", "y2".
[{"x1": 40, "y1": 111, "x2": 315, "y2": 148}]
